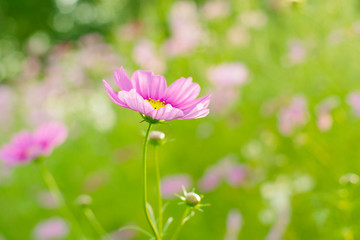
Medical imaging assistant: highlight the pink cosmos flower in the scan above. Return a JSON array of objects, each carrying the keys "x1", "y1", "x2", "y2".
[
  {"x1": 0, "y1": 123, "x2": 67, "y2": 166},
  {"x1": 33, "y1": 217, "x2": 69, "y2": 240},
  {"x1": 103, "y1": 67, "x2": 211, "y2": 121}
]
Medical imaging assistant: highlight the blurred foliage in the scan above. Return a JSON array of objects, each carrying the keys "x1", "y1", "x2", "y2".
[{"x1": 1, "y1": 0, "x2": 360, "y2": 240}]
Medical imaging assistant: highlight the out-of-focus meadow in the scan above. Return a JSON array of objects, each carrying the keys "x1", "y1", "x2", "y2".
[{"x1": 1, "y1": 0, "x2": 360, "y2": 239}]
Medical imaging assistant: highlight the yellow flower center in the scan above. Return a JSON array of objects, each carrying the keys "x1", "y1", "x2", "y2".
[{"x1": 146, "y1": 98, "x2": 166, "y2": 109}]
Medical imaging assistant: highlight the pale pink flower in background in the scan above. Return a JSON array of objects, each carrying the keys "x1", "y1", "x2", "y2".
[
  {"x1": 0, "y1": 123, "x2": 67, "y2": 166},
  {"x1": 287, "y1": 39, "x2": 307, "y2": 65},
  {"x1": 34, "y1": 123, "x2": 68, "y2": 156},
  {"x1": 82, "y1": 170, "x2": 110, "y2": 193},
  {"x1": 224, "y1": 209, "x2": 243, "y2": 240},
  {"x1": 208, "y1": 63, "x2": 249, "y2": 87},
  {"x1": 164, "y1": 1, "x2": 205, "y2": 56},
  {"x1": 265, "y1": 204, "x2": 291, "y2": 240},
  {"x1": 315, "y1": 96, "x2": 339, "y2": 132},
  {"x1": 116, "y1": 21, "x2": 143, "y2": 42},
  {"x1": 225, "y1": 164, "x2": 247, "y2": 187},
  {"x1": 198, "y1": 165, "x2": 222, "y2": 192},
  {"x1": 110, "y1": 226, "x2": 137, "y2": 240},
  {"x1": 20, "y1": 56, "x2": 42, "y2": 80},
  {"x1": 78, "y1": 33, "x2": 121, "y2": 72},
  {"x1": 353, "y1": 20, "x2": 360, "y2": 35},
  {"x1": 327, "y1": 29, "x2": 344, "y2": 46},
  {"x1": 33, "y1": 217, "x2": 69, "y2": 240},
  {"x1": 198, "y1": 156, "x2": 247, "y2": 192},
  {"x1": 240, "y1": 10, "x2": 268, "y2": 29},
  {"x1": 277, "y1": 96, "x2": 308, "y2": 136},
  {"x1": 347, "y1": 92, "x2": 360, "y2": 116},
  {"x1": 103, "y1": 67, "x2": 211, "y2": 121},
  {"x1": 0, "y1": 86, "x2": 14, "y2": 131},
  {"x1": 132, "y1": 39, "x2": 166, "y2": 74},
  {"x1": 161, "y1": 174, "x2": 192, "y2": 199},
  {"x1": 207, "y1": 63, "x2": 249, "y2": 115},
  {"x1": 209, "y1": 88, "x2": 239, "y2": 115},
  {"x1": 226, "y1": 25, "x2": 251, "y2": 47},
  {"x1": 37, "y1": 191, "x2": 58, "y2": 209},
  {"x1": 201, "y1": 0, "x2": 231, "y2": 20}
]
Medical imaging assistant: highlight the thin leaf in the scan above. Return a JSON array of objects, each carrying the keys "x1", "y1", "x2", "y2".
[
  {"x1": 162, "y1": 217, "x2": 174, "y2": 234},
  {"x1": 118, "y1": 225, "x2": 153, "y2": 238},
  {"x1": 162, "y1": 201, "x2": 169, "y2": 213},
  {"x1": 146, "y1": 202, "x2": 158, "y2": 229},
  {"x1": 182, "y1": 211, "x2": 195, "y2": 224}
]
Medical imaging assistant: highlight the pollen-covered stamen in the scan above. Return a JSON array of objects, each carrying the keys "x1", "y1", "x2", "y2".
[{"x1": 146, "y1": 98, "x2": 166, "y2": 109}]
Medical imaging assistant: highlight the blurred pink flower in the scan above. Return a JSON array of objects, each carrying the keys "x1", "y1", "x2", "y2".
[
  {"x1": 353, "y1": 21, "x2": 360, "y2": 35},
  {"x1": 226, "y1": 25, "x2": 251, "y2": 47},
  {"x1": 224, "y1": 209, "x2": 243, "y2": 240},
  {"x1": 225, "y1": 165, "x2": 247, "y2": 187},
  {"x1": 207, "y1": 63, "x2": 249, "y2": 115},
  {"x1": 208, "y1": 63, "x2": 249, "y2": 87},
  {"x1": 201, "y1": 1, "x2": 231, "y2": 20},
  {"x1": 277, "y1": 96, "x2": 308, "y2": 136},
  {"x1": 0, "y1": 123, "x2": 67, "y2": 166},
  {"x1": 34, "y1": 123, "x2": 68, "y2": 155},
  {"x1": 347, "y1": 92, "x2": 360, "y2": 116},
  {"x1": 315, "y1": 96, "x2": 339, "y2": 132},
  {"x1": 198, "y1": 156, "x2": 247, "y2": 192},
  {"x1": 132, "y1": 39, "x2": 166, "y2": 74},
  {"x1": 116, "y1": 21, "x2": 144, "y2": 42},
  {"x1": 33, "y1": 217, "x2": 69, "y2": 240},
  {"x1": 161, "y1": 174, "x2": 192, "y2": 199},
  {"x1": 198, "y1": 166, "x2": 222, "y2": 192},
  {"x1": 110, "y1": 226, "x2": 137, "y2": 240},
  {"x1": 287, "y1": 39, "x2": 307, "y2": 65},
  {"x1": 327, "y1": 29, "x2": 344, "y2": 46},
  {"x1": 103, "y1": 67, "x2": 211, "y2": 121},
  {"x1": 164, "y1": 1, "x2": 205, "y2": 56},
  {"x1": 37, "y1": 191, "x2": 58, "y2": 209}
]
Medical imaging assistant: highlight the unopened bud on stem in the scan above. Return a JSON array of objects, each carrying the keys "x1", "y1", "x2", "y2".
[
  {"x1": 149, "y1": 131, "x2": 166, "y2": 146},
  {"x1": 76, "y1": 194, "x2": 92, "y2": 207}
]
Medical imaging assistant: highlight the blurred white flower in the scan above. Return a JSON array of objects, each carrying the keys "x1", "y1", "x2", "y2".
[
  {"x1": 240, "y1": 10, "x2": 268, "y2": 29},
  {"x1": 201, "y1": 0, "x2": 231, "y2": 20}
]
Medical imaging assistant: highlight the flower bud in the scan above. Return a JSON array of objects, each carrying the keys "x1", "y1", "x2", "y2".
[
  {"x1": 149, "y1": 131, "x2": 166, "y2": 146},
  {"x1": 185, "y1": 192, "x2": 201, "y2": 207},
  {"x1": 75, "y1": 194, "x2": 92, "y2": 207}
]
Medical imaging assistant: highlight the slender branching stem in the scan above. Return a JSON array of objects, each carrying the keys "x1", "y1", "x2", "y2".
[
  {"x1": 143, "y1": 123, "x2": 160, "y2": 239},
  {"x1": 154, "y1": 145, "x2": 163, "y2": 239},
  {"x1": 82, "y1": 206, "x2": 112, "y2": 240},
  {"x1": 36, "y1": 160, "x2": 87, "y2": 239},
  {"x1": 171, "y1": 207, "x2": 190, "y2": 240}
]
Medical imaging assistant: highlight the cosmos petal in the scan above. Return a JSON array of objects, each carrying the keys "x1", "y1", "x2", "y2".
[
  {"x1": 118, "y1": 89, "x2": 154, "y2": 116},
  {"x1": 114, "y1": 67, "x2": 133, "y2": 91},
  {"x1": 165, "y1": 77, "x2": 201, "y2": 107}
]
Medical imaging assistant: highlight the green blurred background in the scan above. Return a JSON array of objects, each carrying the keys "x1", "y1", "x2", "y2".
[{"x1": 1, "y1": 0, "x2": 360, "y2": 239}]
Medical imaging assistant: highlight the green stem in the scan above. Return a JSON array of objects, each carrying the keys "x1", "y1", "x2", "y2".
[
  {"x1": 143, "y1": 123, "x2": 160, "y2": 239},
  {"x1": 154, "y1": 145, "x2": 163, "y2": 238},
  {"x1": 171, "y1": 208, "x2": 190, "y2": 240},
  {"x1": 82, "y1": 206, "x2": 112, "y2": 240},
  {"x1": 36, "y1": 160, "x2": 87, "y2": 239}
]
